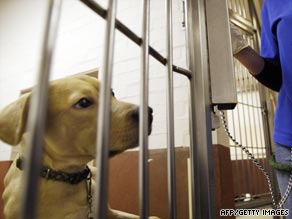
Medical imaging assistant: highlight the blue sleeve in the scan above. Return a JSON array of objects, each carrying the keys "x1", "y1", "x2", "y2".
[{"x1": 260, "y1": 1, "x2": 280, "y2": 64}]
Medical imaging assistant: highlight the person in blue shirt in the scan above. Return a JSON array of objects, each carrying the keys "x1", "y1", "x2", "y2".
[{"x1": 231, "y1": 0, "x2": 292, "y2": 215}]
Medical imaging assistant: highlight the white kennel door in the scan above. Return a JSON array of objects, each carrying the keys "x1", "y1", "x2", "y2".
[{"x1": 226, "y1": 0, "x2": 277, "y2": 208}]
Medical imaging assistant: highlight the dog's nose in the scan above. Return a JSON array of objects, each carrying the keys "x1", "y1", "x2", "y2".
[
  {"x1": 131, "y1": 107, "x2": 153, "y2": 124},
  {"x1": 148, "y1": 107, "x2": 153, "y2": 124},
  {"x1": 148, "y1": 106, "x2": 153, "y2": 114},
  {"x1": 131, "y1": 108, "x2": 139, "y2": 121}
]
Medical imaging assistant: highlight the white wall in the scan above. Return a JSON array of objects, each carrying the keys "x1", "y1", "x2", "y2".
[{"x1": 0, "y1": 0, "x2": 190, "y2": 161}]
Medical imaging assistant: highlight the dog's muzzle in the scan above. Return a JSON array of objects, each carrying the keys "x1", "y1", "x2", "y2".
[{"x1": 131, "y1": 106, "x2": 153, "y2": 131}]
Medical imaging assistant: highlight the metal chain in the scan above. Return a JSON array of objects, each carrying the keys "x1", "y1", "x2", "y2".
[
  {"x1": 277, "y1": 147, "x2": 292, "y2": 209},
  {"x1": 86, "y1": 170, "x2": 94, "y2": 219},
  {"x1": 219, "y1": 110, "x2": 292, "y2": 209}
]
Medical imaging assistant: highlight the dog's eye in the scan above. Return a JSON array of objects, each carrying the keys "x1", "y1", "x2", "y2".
[
  {"x1": 111, "y1": 89, "x2": 115, "y2": 97},
  {"x1": 74, "y1": 98, "x2": 93, "y2": 109}
]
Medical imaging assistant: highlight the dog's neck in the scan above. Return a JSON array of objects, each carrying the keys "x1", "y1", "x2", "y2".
[
  {"x1": 19, "y1": 137, "x2": 94, "y2": 173},
  {"x1": 42, "y1": 153, "x2": 93, "y2": 173},
  {"x1": 16, "y1": 157, "x2": 91, "y2": 185}
]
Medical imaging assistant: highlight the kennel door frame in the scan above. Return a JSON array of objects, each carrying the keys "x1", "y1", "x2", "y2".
[{"x1": 185, "y1": 0, "x2": 216, "y2": 218}]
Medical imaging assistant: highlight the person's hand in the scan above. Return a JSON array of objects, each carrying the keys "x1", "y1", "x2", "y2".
[{"x1": 230, "y1": 23, "x2": 248, "y2": 55}]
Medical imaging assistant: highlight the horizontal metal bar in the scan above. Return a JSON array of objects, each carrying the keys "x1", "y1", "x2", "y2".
[{"x1": 80, "y1": 0, "x2": 192, "y2": 79}]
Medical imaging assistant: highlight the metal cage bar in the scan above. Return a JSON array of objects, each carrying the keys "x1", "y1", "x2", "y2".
[
  {"x1": 165, "y1": 0, "x2": 177, "y2": 218},
  {"x1": 21, "y1": 1, "x2": 62, "y2": 219},
  {"x1": 185, "y1": 0, "x2": 216, "y2": 218},
  {"x1": 139, "y1": 0, "x2": 150, "y2": 218},
  {"x1": 94, "y1": 0, "x2": 117, "y2": 218}
]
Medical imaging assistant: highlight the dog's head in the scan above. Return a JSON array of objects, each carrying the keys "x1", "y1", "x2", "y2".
[{"x1": 0, "y1": 75, "x2": 153, "y2": 161}]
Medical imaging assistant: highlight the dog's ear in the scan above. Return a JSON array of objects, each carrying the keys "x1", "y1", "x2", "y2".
[{"x1": 0, "y1": 93, "x2": 30, "y2": 145}]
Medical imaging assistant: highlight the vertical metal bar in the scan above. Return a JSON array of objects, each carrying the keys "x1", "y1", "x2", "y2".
[
  {"x1": 236, "y1": 104, "x2": 248, "y2": 194},
  {"x1": 245, "y1": 36, "x2": 261, "y2": 195},
  {"x1": 249, "y1": 82, "x2": 259, "y2": 196},
  {"x1": 239, "y1": 0, "x2": 247, "y2": 18},
  {"x1": 166, "y1": 0, "x2": 177, "y2": 218},
  {"x1": 231, "y1": 109, "x2": 242, "y2": 196},
  {"x1": 234, "y1": 61, "x2": 246, "y2": 195},
  {"x1": 227, "y1": 0, "x2": 232, "y2": 10},
  {"x1": 183, "y1": 1, "x2": 197, "y2": 217},
  {"x1": 253, "y1": 96, "x2": 263, "y2": 195},
  {"x1": 245, "y1": 0, "x2": 252, "y2": 22},
  {"x1": 184, "y1": 0, "x2": 190, "y2": 69},
  {"x1": 255, "y1": 82, "x2": 269, "y2": 192},
  {"x1": 240, "y1": 59, "x2": 257, "y2": 196},
  {"x1": 21, "y1": 1, "x2": 62, "y2": 219},
  {"x1": 239, "y1": 70, "x2": 249, "y2": 148},
  {"x1": 236, "y1": 0, "x2": 243, "y2": 17},
  {"x1": 236, "y1": 61, "x2": 250, "y2": 194},
  {"x1": 230, "y1": 0, "x2": 237, "y2": 13},
  {"x1": 94, "y1": 0, "x2": 117, "y2": 218},
  {"x1": 139, "y1": 0, "x2": 150, "y2": 218},
  {"x1": 235, "y1": 0, "x2": 241, "y2": 15},
  {"x1": 185, "y1": 0, "x2": 216, "y2": 218},
  {"x1": 255, "y1": 88, "x2": 265, "y2": 153},
  {"x1": 21, "y1": 0, "x2": 61, "y2": 219},
  {"x1": 240, "y1": 62, "x2": 252, "y2": 194}
]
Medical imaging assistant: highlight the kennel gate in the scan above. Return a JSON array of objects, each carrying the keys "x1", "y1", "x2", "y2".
[
  {"x1": 18, "y1": 0, "x2": 244, "y2": 219},
  {"x1": 226, "y1": 0, "x2": 278, "y2": 208}
]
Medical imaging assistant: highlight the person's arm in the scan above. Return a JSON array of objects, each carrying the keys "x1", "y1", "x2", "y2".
[
  {"x1": 234, "y1": 47, "x2": 282, "y2": 91},
  {"x1": 231, "y1": 24, "x2": 282, "y2": 92},
  {"x1": 233, "y1": 46, "x2": 265, "y2": 75}
]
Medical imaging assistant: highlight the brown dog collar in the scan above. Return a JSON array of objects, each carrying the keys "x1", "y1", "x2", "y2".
[{"x1": 16, "y1": 157, "x2": 91, "y2": 185}]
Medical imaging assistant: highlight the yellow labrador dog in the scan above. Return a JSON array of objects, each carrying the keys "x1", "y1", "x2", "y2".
[{"x1": 0, "y1": 75, "x2": 158, "y2": 219}]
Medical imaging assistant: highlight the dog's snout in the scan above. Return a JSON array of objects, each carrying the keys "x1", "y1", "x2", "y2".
[{"x1": 131, "y1": 107, "x2": 153, "y2": 124}]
